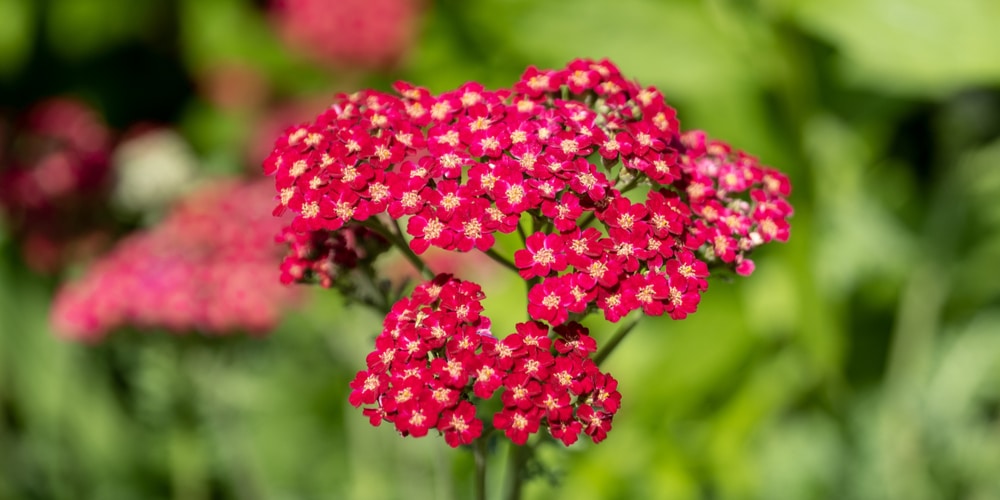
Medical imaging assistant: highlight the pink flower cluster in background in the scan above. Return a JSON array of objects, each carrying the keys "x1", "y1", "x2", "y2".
[
  {"x1": 264, "y1": 58, "x2": 793, "y2": 446},
  {"x1": 0, "y1": 98, "x2": 116, "y2": 272},
  {"x1": 51, "y1": 179, "x2": 300, "y2": 341},
  {"x1": 349, "y1": 275, "x2": 620, "y2": 447},
  {"x1": 270, "y1": 0, "x2": 422, "y2": 71}
]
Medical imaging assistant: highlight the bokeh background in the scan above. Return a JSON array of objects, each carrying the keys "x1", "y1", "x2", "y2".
[{"x1": 2, "y1": 0, "x2": 1000, "y2": 499}]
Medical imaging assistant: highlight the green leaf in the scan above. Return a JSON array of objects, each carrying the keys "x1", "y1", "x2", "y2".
[
  {"x1": 501, "y1": 0, "x2": 772, "y2": 98},
  {"x1": 46, "y1": 0, "x2": 167, "y2": 60},
  {"x1": 0, "y1": 0, "x2": 32, "y2": 77},
  {"x1": 786, "y1": 0, "x2": 1000, "y2": 95}
]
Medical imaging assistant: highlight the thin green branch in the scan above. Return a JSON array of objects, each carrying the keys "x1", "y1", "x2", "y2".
[
  {"x1": 594, "y1": 311, "x2": 643, "y2": 367},
  {"x1": 516, "y1": 219, "x2": 529, "y2": 245},
  {"x1": 359, "y1": 217, "x2": 436, "y2": 280},
  {"x1": 389, "y1": 216, "x2": 408, "y2": 242},
  {"x1": 484, "y1": 247, "x2": 520, "y2": 274},
  {"x1": 473, "y1": 437, "x2": 488, "y2": 500},
  {"x1": 617, "y1": 172, "x2": 643, "y2": 194},
  {"x1": 503, "y1": 443, "x2": 529, "y2": 500}
]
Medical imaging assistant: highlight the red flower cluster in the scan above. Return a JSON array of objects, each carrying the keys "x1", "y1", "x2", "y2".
[
  {"x1": 348, "y1": 275, "x2": 620, "y2": 447},
  {"x1": 264, "y1": 59, "x2": 791, "y2": 321},
  {"x1": 51, "y1": 179, "x2": 300, "y2": 341},
  {"x1": 265, "y1": 58, "x2": 793, "y2": 446},
  {"x1": 0, "y1": 98, "x2": 116, "y2": 273},
  {"x1": 270, "y1": 0, "x2": 421, "y2": 71}
]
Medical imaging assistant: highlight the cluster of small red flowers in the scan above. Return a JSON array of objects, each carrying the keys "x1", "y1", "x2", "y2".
[
  {"x1": 266, "y1": 58, "x2": 792, "y2": 446},
  {"x1": 264, "y1": 58, "x2": 792, "y2": 325},
  {"x1": 50, "y1": 179, "x2": 300, "y2": 341},
  {"x1": 349, "y1": 275, "x2": 620, "y2": 447},
  {"x1": 270, "y1": 0, "x2": 421, "y2": 71},
  {"x1": 0, "y1": 98, "x2": 116, "y2": 272},
  {"x1": 491, "y1": 320, "x2": 620, "y2": 446}
]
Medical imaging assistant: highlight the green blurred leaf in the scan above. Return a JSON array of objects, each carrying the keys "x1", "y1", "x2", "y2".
[
  {"x1": 754, "y1": 413, "x2": 843, "y2": 500},
  {"x1": 951, "y1": 137, "x2": 1000, "y2": 311},
  {"x1": 46, "y1": 0, "x2": 167, "y2": 60},
  {"x1": 501, "y1": 0, "x2": 773, "y2": 98},
  {"x1": 0, "y1": 0, "x2": 33, "y2": 77},
  {"x1": 923, "y1": 310, "x2": 1000, "y2": 497},
  {"x1": 804, "y1": 115, "x2": 917, "y2": 297},
  {"x1": 786, "y1": 0, "x2": 1000, "y2": 95}
]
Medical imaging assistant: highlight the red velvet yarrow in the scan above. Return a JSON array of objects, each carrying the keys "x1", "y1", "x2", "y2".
[
  {"x1": 264, "y1": 59, "x2": 792, "y2": 328},
  {"x1": 349, "y1": 274, "x2": 620, "y2": 447},
  {"x1": 50, "y1": 179, "x2": 300, "y2": 341},
  {"x1": 268, "y1": 59, "x2": 793, "y2": 446}
]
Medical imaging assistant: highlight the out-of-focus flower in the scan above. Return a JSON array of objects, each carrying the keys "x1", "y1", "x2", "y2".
[
  {"x1": 50, "y1": 179, "x2": 301, "y2": 341},
  {"x1": 111, "y1": 127, "x2": 199, "y2": 217},
  {"x1": 270, "y1": 0, "x2": 422, "y2": 71},
  {"x1": 0, "y1": 98, "x2": 116, "y2": 273}
]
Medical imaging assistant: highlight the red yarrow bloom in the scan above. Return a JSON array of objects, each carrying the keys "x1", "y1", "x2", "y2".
[
  {"x1": 527, "y1": 277, "x2": 573, "y2": 326},
  {"x1": 264, "y1": 58, "x2": 794, "y2": 449},
  {"x1": 514, "y1": 232, "x2": 568, "y2": 279},
  {"x1": 577, "y1": 404, "x2": 613, "y2": 443},
  {"x1": 494, "y1": 407, "x2": 541, "y2": 445},
  {"x1": 438, "y1": 401, "x2": 482, "y2": 447}
]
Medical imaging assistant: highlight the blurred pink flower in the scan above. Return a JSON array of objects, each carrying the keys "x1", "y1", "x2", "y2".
[
  {"x1": 50, "y1": 179, "x2": 302, "y2": 341},
  {"x1": 270, "y1": 0, "x2": 422, "y2": 71}
]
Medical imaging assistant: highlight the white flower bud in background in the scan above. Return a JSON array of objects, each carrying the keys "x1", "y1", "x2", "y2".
[{"x1": 111, "y1": 129, "x2": 198, "y2": 218}]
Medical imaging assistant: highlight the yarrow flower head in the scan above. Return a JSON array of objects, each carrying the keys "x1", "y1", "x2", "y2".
[
  {"x1": 50, "y1": 179, "x2": 301, "y2": 341},
  {"x1": 265, "y1": 58, "x2": 793, "y2": 447}
]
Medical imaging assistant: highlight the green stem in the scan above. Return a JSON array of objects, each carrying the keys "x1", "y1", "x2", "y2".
[
  {"x1": 594, "y1": 312, "x2": 642, "y2": 366},
  {"x1": 353, "y1": 266, "x2": 392, "y2": 315},
  {"x1": 503, "y1": 443, "x2": 529, "y2": 500},
  {"x1": 516, "y1": 220, "x2": 529, "y2": 245},
  {"x1": 483, "y1": 248, "x2": 520, "y2": 274},
  {"x1": 474, "y1": 437, "x2": 488, "y2": 500},
  {"x1": 359, "y1": 218, "x2": 436, "y2": 280},
  {"x1": 389, "y1": 217, "x2": 408, "y2": 244},
  {"x1": 578, "y1": 211, "x2": 598, "y2": 229},
  {"x1": 618, "y1": 172, "x2": 643, "y2": 193}
]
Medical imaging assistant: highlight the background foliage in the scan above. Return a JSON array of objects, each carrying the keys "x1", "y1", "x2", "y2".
[{"x1": 2, "y1": 0, "x2": 1000, "y2": 498}]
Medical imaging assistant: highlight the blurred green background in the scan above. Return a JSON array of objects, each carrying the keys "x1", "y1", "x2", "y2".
[{"x1": 3, "y1": 0, "x2": 1000, "y2": 499}]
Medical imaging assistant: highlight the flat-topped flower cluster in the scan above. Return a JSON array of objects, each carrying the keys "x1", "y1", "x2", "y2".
[
  {"x1": 349, "y1": 275, "x2": 620, "y2": 446},
  {"x1": 264, "y1": 58, "x2": 792, "y2": 447}
]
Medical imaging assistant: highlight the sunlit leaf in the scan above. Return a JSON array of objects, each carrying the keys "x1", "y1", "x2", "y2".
[
  {"x1": 0, "y1": 0, "x2": 32, "y2": 76},
  {"x1": 786, "y1": 0, "x2": 1000, "y2": 95}
]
